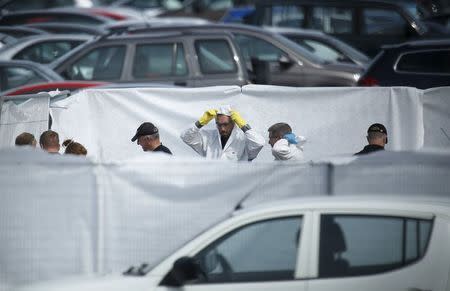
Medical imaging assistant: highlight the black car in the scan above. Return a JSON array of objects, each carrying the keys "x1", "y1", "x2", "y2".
[
  {"x1": 247, "y1": 0, "x2": 448, "y2": 57},
  {"x1": 358, "y1": 39, "x2": 450, "y2": 89}
]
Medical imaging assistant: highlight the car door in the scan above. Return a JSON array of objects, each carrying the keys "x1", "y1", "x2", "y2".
[
  {"x1": 307, "y1": 210, "x2": 450, "y2": 291},
  {"x1": 59, "y1": 45, "x2": 127, "y2": 82},
  {"x1": 192, "y1": 37, "x2": 246, "y2": 87},
  {"x1": 156, "y1": 212, "x2": 311, "y2": 291},
  {"x1": 129, "y1": 40, "x2": 193, "y2": 87},
  {"x1": 233, "y1": 32, "x2": 307, "y2": 86}
]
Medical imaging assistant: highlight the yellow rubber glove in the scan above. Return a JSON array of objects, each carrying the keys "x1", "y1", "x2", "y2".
[
  {"x1": 230, "y1": 110, "x2": 247, "y2": 128},
  {"x1": 198, "y1": 109, "x2": 217, "y2": 126}
]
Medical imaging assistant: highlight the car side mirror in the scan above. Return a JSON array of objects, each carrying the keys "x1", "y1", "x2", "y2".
[
  {"x1": 278, "y1": 55, "x2": 294, "y2": 70},
  {"x1": 166, "y1": 256, "x2": 203, "y2": 287}
]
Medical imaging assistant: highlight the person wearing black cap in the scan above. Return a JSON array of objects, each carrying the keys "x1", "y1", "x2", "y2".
[
  {"x1": 355, "y1": 123, "x2": 388, "y2": 155},
  {"x1": 131, "y1": 122, "x2": 172, "y2": 155}
]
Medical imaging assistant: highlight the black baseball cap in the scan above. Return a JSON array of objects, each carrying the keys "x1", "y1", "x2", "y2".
[
  {"x1": 131, "y1": 122, "x2": 158, "y2": 142},
  {"x1": 367, "y1": 123, "x2": 387, "y2": 135}
]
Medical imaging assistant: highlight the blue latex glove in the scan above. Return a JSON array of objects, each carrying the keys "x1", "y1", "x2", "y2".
[{"x1": 283, "y1": 133, "x2": 298, "y2": 144}]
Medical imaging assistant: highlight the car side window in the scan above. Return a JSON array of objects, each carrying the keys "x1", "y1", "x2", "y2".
[
  {"x1": 63, "y1": 46, "x2": 126, "y2": 81},
  {"x1": 311, "y1": 7, "x2": 353, "y2": 34},
  {"x1": 2, "y1": 66, "x2": 46, "y2": 91},
  {"x1": 195, "y1": 39, "x2": 237, "y2": 74},
  {"x1": 319, "y1": 215, "x2": 433, "y2": 278},
  {"x1": 132, "y1": 43, "x2": 187, "y2": 78},
  {"x1": 234, "y1": 33, "x2": 286, "y2": 63},
  {"x1": 362, "y1": 9, "x2": 408, "y2": 35},
  {"x1": 268, "y1": 5, "x2": 305, "y2": 27},
  {"x1": 191, "y1": 216, "x2": 302, "y2": 284},
  {"x1": 14, "y1": 40, "x2": 83, "y2": 64},
  {"x1": 396, "y1": 50, "x2": 450, "y2": 74}
]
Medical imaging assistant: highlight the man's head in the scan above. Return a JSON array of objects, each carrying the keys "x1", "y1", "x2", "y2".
[
  {"x1": 131, "y1": 122, "x2": 161, "y2": 151},
  {"x1": 15, "y1": 132, "x2": 37, "y2": 147},
  {"x1": 216, "y1": 114, "x2": 234, "y2": 138},
  {"x1": 39, "y1": 130, "x2": 60, "y2": 153},
  {"x1": 367, "y1": 123, "x2": 388, "y2": 146},
  {"x1": 268, "y1": 123, "x2": 292, "y2": 147}
]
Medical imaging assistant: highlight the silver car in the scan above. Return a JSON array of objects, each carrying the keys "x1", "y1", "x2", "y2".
[{"x1": 0, "y1": 34, "x2": 92, "y2": 65}]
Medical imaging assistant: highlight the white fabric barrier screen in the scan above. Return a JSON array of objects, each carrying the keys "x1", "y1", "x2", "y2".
[{"x1": 49, "y1": 85, "x2": 441, "y2": 162}]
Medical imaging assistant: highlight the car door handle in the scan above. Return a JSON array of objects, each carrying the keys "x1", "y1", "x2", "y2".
[
  {"x1": 174, "y1": 81, "x2": 187, "y2": 86},
  {"x1": 408, "y1": 287, "x2": 431, "y2": 291}
]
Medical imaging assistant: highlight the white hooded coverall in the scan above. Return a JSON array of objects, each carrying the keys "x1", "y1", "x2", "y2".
[
  {"x1": 180, "y1": 123, "x2": 265, "y2": 161},
  {"x1": 271, "y1": 138, "x2": 304, "y2": 161}
]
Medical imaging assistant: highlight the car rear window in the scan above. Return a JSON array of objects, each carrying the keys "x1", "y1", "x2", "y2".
[
  {"x1": 396, "y1": 49, "x2": 450, "y2": 74},
  {"x1": 319, "y1": 214, "x2": 433, "y2": 278}
]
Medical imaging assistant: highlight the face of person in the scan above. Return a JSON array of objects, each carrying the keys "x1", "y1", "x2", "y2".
[
  {"x1": 216, "y1": 115, "x2": 234, "y2": 138},
  {"x1": 268, "y1": 132, "x2": 280, "y2": 147},
  {"x1": 137, "y1": 136, "x2": 151, "y2": 151}
]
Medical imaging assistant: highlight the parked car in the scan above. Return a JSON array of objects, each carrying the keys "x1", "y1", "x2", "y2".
[
  {"x1": 0, "y1": 0, "x2": 105, "y2": 11},
  {"x1": 15, "y1": 195, "x2": 450, "y2": 291},
  {"x1": 50, "y1": 29, "x2": 249, "y2": 87},
  {"x1": 0, "y1": 34, "x2": 92, "y2": 64},
  {"x1": 0, "y1": 9, "x2": 114, "y2": 26},
  {"x1": 0, "y1": 32, "x2": 17, "y2": 49},
  {"x1": 0, "y1": 60, "x2": 63, "y2": 92},
  {"x1": 358, "y1": 39, "x2": 450, "y2": 89},
  {"x1": 25, "y1": 23, "x2": 107, "y2": 36},
  {"x1": 247, "y1": 0, "x2": 449, "y2": 57},
  {"x1": 124, "y1": 23, "x2": 364, "y2": 86},
  {"x1": 1, "y1": 81, "x2": 108, "y2": 96},
  {"x1": 0, "y1": 26, "x2": 48, "y2": 39},
  {"x1": 265, "y1": 26, "x2": 371, "y2": 67}
]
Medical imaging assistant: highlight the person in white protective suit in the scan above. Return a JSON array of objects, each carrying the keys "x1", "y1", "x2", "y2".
[
  {"x1": 268, "y1": 122, "x2": 306, "y2": 161},
  {"x1": 180, "y1": 105, "x2": 265, "y2": 161}
]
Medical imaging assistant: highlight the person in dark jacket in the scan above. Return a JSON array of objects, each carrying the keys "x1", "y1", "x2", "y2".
[
  {"x1": 355, "y1": 123, "x2": 388, "y2": 155},
  {"x1": 131, "y1": 122, "x2": 172, "y2": 155}
]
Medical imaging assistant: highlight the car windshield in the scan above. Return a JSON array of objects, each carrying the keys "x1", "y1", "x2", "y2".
[
  {"x1": 271, "y1": 32, "x2": 325, "y2": 64},
  {"x1": 327, "y1": 36, "x2": 370, "y2": 64}
]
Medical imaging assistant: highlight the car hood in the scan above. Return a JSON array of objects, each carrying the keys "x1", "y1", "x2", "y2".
[{"x1": 14, "y1": 274, "x2": 159, "y2": 291}]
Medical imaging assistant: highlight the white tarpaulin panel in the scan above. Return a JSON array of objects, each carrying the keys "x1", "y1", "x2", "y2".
[
  {"x1": 422, "y1": 87, "x2": 450, "y2": 148},
  {"x1": 0, "y1": 96, "x2": 49, "y2": 148}
]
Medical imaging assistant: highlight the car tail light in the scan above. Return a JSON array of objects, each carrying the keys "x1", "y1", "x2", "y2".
[{"x1": 358, "y1": 76, "x2": 379, "y2": 86}]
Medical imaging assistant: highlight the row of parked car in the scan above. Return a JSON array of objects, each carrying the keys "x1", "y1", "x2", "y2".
[{"x1": 0, "y1": 1, "x2": 449, "y2": 95}]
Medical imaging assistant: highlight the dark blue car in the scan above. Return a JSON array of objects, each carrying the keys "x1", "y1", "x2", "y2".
[{"x1": 358, "y1": 39, "x2": 450, "y2": 89}]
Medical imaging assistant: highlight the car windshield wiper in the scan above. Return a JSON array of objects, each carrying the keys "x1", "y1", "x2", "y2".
[{"x1": 123, "y1": 262, "x2": 152, "y2": 276}]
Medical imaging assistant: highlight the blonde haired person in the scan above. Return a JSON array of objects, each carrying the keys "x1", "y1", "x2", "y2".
[{"x1": 63, "y1": 139, "x2": 87, "y2": 156}]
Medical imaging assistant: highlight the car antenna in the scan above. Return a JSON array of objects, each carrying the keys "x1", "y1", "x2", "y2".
[{"x1": 233, "y1": 190, "x2": 253, "y2": 211}]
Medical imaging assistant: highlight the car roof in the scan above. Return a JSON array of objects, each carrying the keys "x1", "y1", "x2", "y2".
[
  {"x1": 234, "y1": 195, "x2": 450, "y2": 218},
  {"x1": 25, "y1": 22, "x2": 107, "y2": 35},
  {"x1": 264, "y1": 26, "x2": 328, "y2": 37}
]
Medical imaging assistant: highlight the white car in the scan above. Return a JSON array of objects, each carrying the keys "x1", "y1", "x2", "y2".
[{"x1": 17, "y1": 196, "x2": 450, "y2": 291}]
